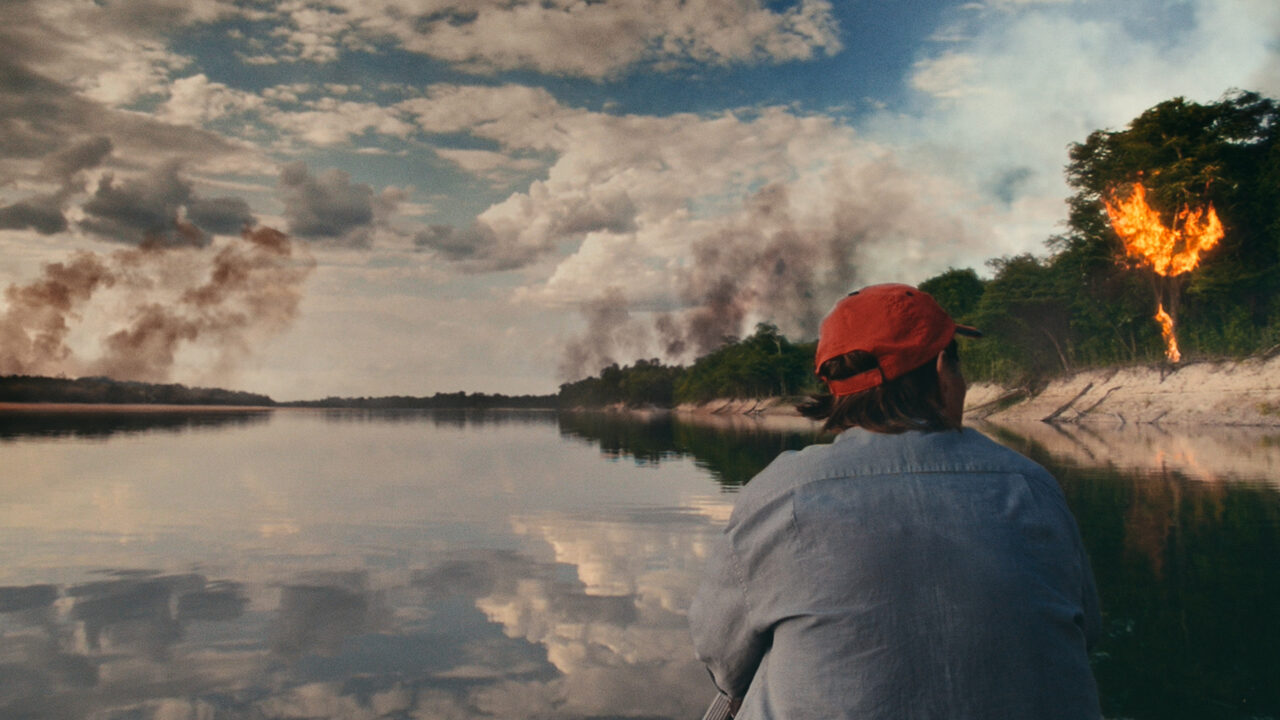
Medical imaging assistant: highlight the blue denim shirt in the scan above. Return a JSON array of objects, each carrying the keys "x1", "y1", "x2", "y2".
[{"x1": 689, "y1": 427, "x2": 1101, "y2": 720}]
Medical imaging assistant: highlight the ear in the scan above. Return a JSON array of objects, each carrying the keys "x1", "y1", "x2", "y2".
[
  {"x1": 936, "y1": 350, "x2": 963, "y2": 386},
  {"x1": 935, "y1": 350, "x2": 949, "y2": 377}
]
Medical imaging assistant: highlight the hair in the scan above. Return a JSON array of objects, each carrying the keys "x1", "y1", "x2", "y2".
[{"x1": 797, "y1": 340, "x2": 960, "y2": 434}]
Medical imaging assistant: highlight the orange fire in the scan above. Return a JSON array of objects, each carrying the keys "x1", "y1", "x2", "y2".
[
  {"x1": 1154, "y1": 303, "x2": 1179, "y2": 363},
  {"x1": 1105, "y1": 183, "x2": 1223, "y2": 276},
  {"x1": 1105, "y1": 182, "x2": 1223, "y2": 363}
]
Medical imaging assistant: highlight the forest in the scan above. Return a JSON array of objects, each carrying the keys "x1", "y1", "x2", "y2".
[
  {"x1": 281, "y1": 392, "x2": 557, "y2": 409},
  {"x1": 559, "y1": 90, "x2": 1280, "y2": 407},
  {"x1": 0, "y1": 375, "x2": 275, "y2": 406},
  {"x1": 0, "y1": 375, "x2": 558, "y2": 409}
]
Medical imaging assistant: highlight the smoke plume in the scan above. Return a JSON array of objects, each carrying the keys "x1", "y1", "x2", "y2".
[
  {"x1": 0, "y1": 252, "x2": 117, "y2": 376},
  {"x1": 558, "y1": 287, "x2": 652, "y2": 382},
  {"x1": 0, "y1": 226, "x2": 315, "y2": 384},
  {"x1": 559, "y1": 181, "x2": 866, "y2": 380}
]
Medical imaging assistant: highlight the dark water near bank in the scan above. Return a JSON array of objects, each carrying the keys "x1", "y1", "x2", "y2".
[{"x1": 1, "y1": 408, "x2": 1276, "y2": 719}]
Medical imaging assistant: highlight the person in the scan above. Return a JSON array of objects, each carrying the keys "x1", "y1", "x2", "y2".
[{"x1": 688, "y1": 283, "x2": 1101, "y2": 720}]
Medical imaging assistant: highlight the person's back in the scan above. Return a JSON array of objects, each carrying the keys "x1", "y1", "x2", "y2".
[
  {"x1": 690, "y1": 427, "x2": 1100, "y2": 719},
  {"x1": 688, "y1": 284, "x2": 1101, "y2": 719}
]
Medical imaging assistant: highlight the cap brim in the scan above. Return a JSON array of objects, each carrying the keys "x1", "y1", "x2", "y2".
[{"x1": 955, "y1": 324, "x2": 983, "y2": 338}]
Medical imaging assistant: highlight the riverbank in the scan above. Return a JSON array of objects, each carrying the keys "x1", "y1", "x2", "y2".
[
  {"x1": 670, "y1": 353, "x2": 1280, "y2": 427},
  {"x1": 966, "y1": 353, "x2": 1280, "y2": 426}
]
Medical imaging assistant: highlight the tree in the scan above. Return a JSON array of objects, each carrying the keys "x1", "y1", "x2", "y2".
[
  {"x1": 1062, "y1": 90, "x2": 1280, "y2": 358},
  {"x1": 970, "y1": 254, "x2": 1074, "y2": 380},
  {"x1": 919, "y1": 268, "x2": 985, "y2": 322}
]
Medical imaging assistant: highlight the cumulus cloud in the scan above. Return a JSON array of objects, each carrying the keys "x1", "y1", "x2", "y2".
[
  {"x1": 158, "y1": 74, "x2": 264, "y2": 126},
  {"x1": 398, "y1": 83, "x2": 575, "y2": 147},
  {"x1": 0, "y1": 197, "x2": 70, "y2": 235},
  {"x1": 0, "y1": 56, "x2": 248, "y2": 174},
  {"x1": 269, "y1": 0, "x2": 841, "y2": 77},
  {"x1": 6, "y1": 0, "x2": 230, "y2": 109},
  {"x1": 44, "y1": 135, "x2": 114, "y2": 184},
  {"x1": 0, "y1": 125, "x2": 257, "y2": 245},
  {"x1": 79, "y1": 162, "x2": 256, "y2": 246},
  {"x1": 268, "y1": 2, "x2": 351, "y2": 63},
  {"x1": 264, "y1": 98, "x2": 416, "y2": 147},
  {"x1": 0, "y1": 5, "x2": 261, "y2": 221},
  {"x1": 278, "y1": 162, "x2": 398, "y2": 246},
  {"x1": 434, "y1": 148, "x2": 547, "y2": 187},
  {"x1": 413, "y1": 222, "x2": 503, "y2": 265}
]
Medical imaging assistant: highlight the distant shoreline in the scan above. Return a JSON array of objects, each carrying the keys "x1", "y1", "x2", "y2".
[{"x1": 0, "y1": 402, "x2": 275, "y2": 413}]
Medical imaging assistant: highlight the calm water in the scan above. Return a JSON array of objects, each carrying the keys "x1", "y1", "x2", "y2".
[{"x1": 1, "y1": 408, "x2": 1277, "y2": 720}]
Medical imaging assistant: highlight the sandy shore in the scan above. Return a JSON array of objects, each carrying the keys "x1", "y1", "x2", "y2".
[
  {"x1": 966, "y1": 353, "x2": 1280, "y2": 426},
  {"x1": 670, "y1": 354, "x2": 1280, "y2": 427}
]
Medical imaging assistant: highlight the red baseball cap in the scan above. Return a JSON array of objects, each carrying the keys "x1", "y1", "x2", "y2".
[{"x1": 816, "y1": 283, "x2": 981, "y2": 397}]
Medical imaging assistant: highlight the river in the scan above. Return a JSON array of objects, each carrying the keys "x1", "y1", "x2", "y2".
[{"x1": 0, "y1": 407, "x2": 1276, "y2": 719}]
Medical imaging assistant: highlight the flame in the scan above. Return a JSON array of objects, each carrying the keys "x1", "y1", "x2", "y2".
[
  {"x1": 1105, "y1": 183, "x2": 1223, "y2": 277},
  {"x1": 1105, "y1": 182, "x2": 1223, "y2": 363},
  {"x1": 1154, "y1": 303, "x2": 1180, "y2": 363}
]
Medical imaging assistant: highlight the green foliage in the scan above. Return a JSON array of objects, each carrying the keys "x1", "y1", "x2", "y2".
[
  {"x1": 0, "y1": 375, "x2": 275, "y2": 406},
  {"x1": 558, "y1": 324, "x2": 819, "y2": 408},
  {"x1": 558, "y1": 358, "x2": 683, "y2": 407},
  {"x1": 284, "y1": 391, "x2": 557, "y2": 409},
  {"x1": 674, "y1": 323, "x2": 817, "y2": 404},
  {"x1": 918, "y1": 267, "x2": 985, "y2": 321}
]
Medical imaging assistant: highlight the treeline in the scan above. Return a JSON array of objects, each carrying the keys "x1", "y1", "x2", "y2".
[
  {"x1": 0, "y1": 375, "x2": 275, "y2": 406},
  {"x1": 282, "y1": 391, "x2": 557, "y2": 409},
  {"x1": 0, "y1": 375, "x2": 557, "y2": 410},
  {"x1": 560, "y1": 90, "x2": 1280, "y2": 405},
  {"x1": 558, "y1": 323, "x2": 819, "y2": 407}
]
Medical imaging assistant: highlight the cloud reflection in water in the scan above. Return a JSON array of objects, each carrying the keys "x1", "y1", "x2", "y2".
[{"x1": 0, "y1": 504, "x2": 725, "y2": 719}]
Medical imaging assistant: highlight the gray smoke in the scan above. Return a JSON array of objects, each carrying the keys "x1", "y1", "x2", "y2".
[
  {"x1": 662, "y1": 183, "x2": 856, "y2": 357},
  {"x1": 0, "y1": 226, "x2": 315, "y2": 384},
  {"x1": 558, "y1": 286, "x2": 652, "y2": 381},
  {"x1": 557, "y1": 164, "x2": 975, "y2": 379},
  {"x1": 558, "y1": 182, "x2": 858, "y2": 380}
]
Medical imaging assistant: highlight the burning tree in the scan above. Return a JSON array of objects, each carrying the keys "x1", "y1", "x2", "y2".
[
  {"x1": 1059, "y1": 91, "x2": 1280, "y2": 363},
  {"x1": 1104, "y1": 182, "x2": 1224, "y2": 362}
]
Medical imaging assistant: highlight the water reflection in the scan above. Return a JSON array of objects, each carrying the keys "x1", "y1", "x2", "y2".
[
  {"x1": 558, "y1": 410, "x2": 826, "y2": 485},
  {"x1": 985, "y1": 421, "x2": 1280, "y2": 720},
  {"x1": 0, "y1": 530, "x2": 716, "y2": 718},
  {"x1": 272, "y1": 571, "x2": 389, "y2": 659},
  {"x1": 1, "y1": 409, "x2": 1276, "y2": 719},
  {"x1": 0, "y1": 407, "x2": 270, "y2": 440},
  {"x1": 982, "y1": 419, "x2": 1280, "y2": 485},
  {"x1": 311, "y1": 407, "x2": 558, "y2": 428},
  {"x1": 0, "y1": 409, "x2": 726, "y2": 719}
]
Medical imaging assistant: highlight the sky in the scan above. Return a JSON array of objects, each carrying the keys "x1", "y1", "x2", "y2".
[{"x1": 0, "y1": 0, "x2": 1277, "y2": 400}]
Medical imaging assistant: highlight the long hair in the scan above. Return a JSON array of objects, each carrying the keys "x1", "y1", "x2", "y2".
[{"x1": 798, "y1": 340, "x2": 959, "y2": 433}]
